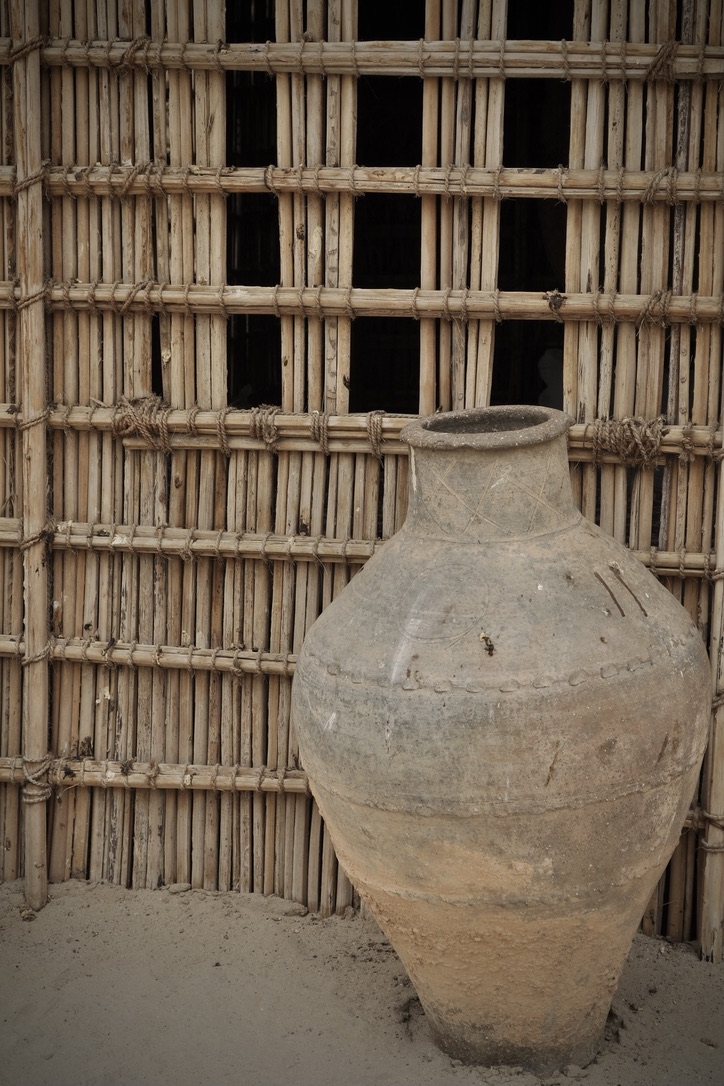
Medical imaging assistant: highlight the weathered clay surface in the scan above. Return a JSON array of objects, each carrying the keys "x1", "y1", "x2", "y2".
[{"x1": 291, "y1": 405, "x2": 711, "y2": 1075}]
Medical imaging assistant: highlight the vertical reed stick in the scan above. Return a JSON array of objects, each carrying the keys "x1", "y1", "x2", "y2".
[
  {"x1": 280, "y1": 0, "x2": 307, "y2": 900},
  {"x1": 290, "y1": 5, "x2": 325, "y2": 901},
  {"x1": 98, "y1": 0, "x2": 124, "y2": 886},
  {"x1": 221, "y1": 443, "x2": 248, "y2": 891},
  {"x1": 146, "y1": 0, "x2": 170, "y2": 889},
  {"x1": 578, "y1": 1, "x2": 607, "y2": 525},
  {"x1": 436, "y1": 0, "x2": 457, "y2": 411},
  {"x1": 249, "y1": 451, "x2": 273, "y2": 893},
  {"x1": 69, "y1": 0, "x2": 97, "y2": 880},
  {"x1": 563, "y1": 0, "x2": 590, "y2": 510},
  {"x1": 632, "y1": 0, "x2": 674, "y2": 561},
  {"x1": 306, "y1": 0, "x2": 325, "y2": 413},
  {"x1": 464, "y1": 0, "x2": 485, "y2": 411},
  {"x1": 0, "y1": 0, "x2": 21, "y2": 883},
  {"x1": 144, "y1": 0, "x2": 173, "y2": 886},
  {"x1": 195, "y1": 0, "x2": 226, "y2": 892},
  {"x1": 189, "y1": 10, "x2": 213, "y2": 888},
  {"x1": 268, "y1": 0, "x2": 294, "y2": 899},
  {"x1": 84, "y1": 0, "x2": 111, "y2": 885},
  {"x1": 450, "y1": 0, "x2": 474, "y2": 411},
  {"x1": 596, "y1": 0, "x2": 626, "y2": 538},
  {"x1": 703, "y1": 456, "x2": 724, "y2": 960},
  {"x1": 47, "y1": 0, "x2": 78, "y2": 885},
  {"x1": 611, "y1": 0, "x2": 644, "y2": 546},
  {"x1": 683, "y1": 0, "x2": 722, "y2": 634},
  {"x1": 335, "y1": 0, "x2": 356, "y2": 416},
  {"x1": 641, "y1": 0, "x2": 680, "y2": 938},
  {"x1": 697, "y1": 0, "x2": 724, "y2": 962},
  {"x1": 296, "y1": 450, "x2": 327, "y2": 903},
  {"x1": 315, "y1": 0, "x2": 359, "y2": 912},
  {"x1": 470, "y1": 0, "x2": 505, "y2": 409},
  {"x1": 420, "y1": 0, "x2": 441, "y2": 415},
  {"x1": 323, "y1": 0, "x2": 342, "y2": 417},
  {"x1": 657, "y1": 0, "x2": 700, "y2": 939},
  {"x1": 636, "y1": 0, "x2": 673, "y2": 938},
  {"x1": 165, "y1": 0, "x2": 194, "y2": 887},
  {"x1": 117, "y1": 0, "x2": 158, "y2": 890},
  {"x1": 12, "y1": 0, "x2": 49, "y2": 910},
  {"x1": 111, "y1": 0, "x2": 138, "y2": 888}
]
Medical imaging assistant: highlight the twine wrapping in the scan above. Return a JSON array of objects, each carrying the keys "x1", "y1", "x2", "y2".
[
  {"x1": 250, "y1": 404, "x2": 281, "y2": 452},
  {"x1": 366, "y1": 410, "x2": 385, "y2": 461},
  {"x1": 111, "y1": 395, "x2": 172, "y2": 452},
  {"x1": 22, "y1": 754, "x2": 53, "y2": 805},
  {"x1": 591, "y1": 415, "x2": 668, "y2": 469},
  {"x1": 645, "y1": 40, "x2": 679, "y2": 83},
  {"x1": 310, "y1": 410, "x2": 330, "y2": 455}
]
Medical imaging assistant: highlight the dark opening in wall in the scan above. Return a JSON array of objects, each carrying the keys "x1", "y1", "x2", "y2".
[
  {"x1": 353, "y1": 39, "x2": 423, "y2": 411},
  {"x1": 225, "y1": 1, "x2": 573, "y2": 414},
  {"x1": 357, "y1": 2, "x2": 425, "y2": 41},
  {"x1": 228, "y1": 315, "x2": 282, "y2": 409},
  {"x1": 506, "y1": 0, "x2": 573, "y2": 41},
  {"x1": 490, "y1": 321, "x2": 563, "y2": 409},
  {"x1": 498, "y1": 201, "x2": 567, "y2": 294},
  {"x1": 495, "y1": 196, "x2": 566, "y2": 408},
  {"x1": 356, "y1": 77, "x2": 423, "y2": 168},
  {"x1": 353, "y1": 196, "x2": 421, "y2": 289},
  {"x1": 494, "y1": 0, "x2": 573, "y2": 409},
  {"x1": 227, "y1": 2, "x2": 280, "y2": 407},
  {"x1": 350, "y1": 319, "x2": 420, "y2": 414}
]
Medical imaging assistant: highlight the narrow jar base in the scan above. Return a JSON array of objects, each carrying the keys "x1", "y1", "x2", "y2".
[
  {"x1": 355, "y1": 881, "x2": 647, "y2": 1076},
  {"x1": 425, "y1": 1010, "x2": 603, "y2": 1075}
]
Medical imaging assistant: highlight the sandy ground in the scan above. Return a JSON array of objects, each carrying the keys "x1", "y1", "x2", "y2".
[{"x1": 0, "y1": 879, "x2": 722, "y2": 1086}]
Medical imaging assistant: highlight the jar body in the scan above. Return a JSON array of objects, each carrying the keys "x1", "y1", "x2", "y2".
[{"x1": 291, "y1": 407, "x2": 710, "y2": 1074}]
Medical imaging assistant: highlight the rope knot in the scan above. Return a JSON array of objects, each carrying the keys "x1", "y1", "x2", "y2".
[
  {"x1": 111, "y1": 395, "x2": 172, "y2": 453},
  {"x1": 22, "y1": 754, "x2": 53, "y2": 804},
  {"x1": 591, "y1": 415, "x2": 668, "y2": 469},
  {"x1": 250, "y1": 404, "x2": 281, "y2": 453}
]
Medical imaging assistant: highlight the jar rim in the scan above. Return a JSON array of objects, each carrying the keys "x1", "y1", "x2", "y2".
[{"x1": 401, "y1": 405, "x2": 573, "y2": 450}]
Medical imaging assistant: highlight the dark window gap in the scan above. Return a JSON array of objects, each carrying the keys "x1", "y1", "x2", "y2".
[
  {"x1": 357, "y1": 77, "x2": 422, "y2": 167},
  {"x1": 358, "y1": 2, "x2": 425, "y2": 40},
  {"x1": 151, "y1": 313, "x2": 163, "y2": 397},
  {"x1": 490, "y1": 322, "x2": 564, "y2": 409},
  {"x1": 227, "y1": 194, "x2": 280, "y2": 287},
  {"x1": 226, "y1": 1, "x2": 275, "y2": 42},
  {"x1": 227, "y1": 71, "x2": 276, "y2": 167},
  {"x1": 228, "y1": 315, "x2": 281, "y2": 408},
  {"x1": 349, "y1": 319, "x2": 420, "y2": 414},
  {"x1": 498, "y1": 201, "x2": 567, "y2": 293},
  {"x1": 353, "y1": 195, "x2": 420, "y2": 290},
  {"x1": 506, "y1": 0, "x2": 573, "y2": 39},
  {"x1": 503, "y1": 80, "x2": 571, "y2": 168},
  {"x1": 227, "y1": 3, "x2": 279, "y2": 407}
]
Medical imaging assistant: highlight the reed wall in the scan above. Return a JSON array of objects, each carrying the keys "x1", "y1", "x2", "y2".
[{"x1": 0, "y1": 0, "x2": 723, "y2": 960}]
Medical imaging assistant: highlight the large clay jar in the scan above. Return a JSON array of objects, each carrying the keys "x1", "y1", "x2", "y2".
[{"x1": 291, "y1": 405, "x2": 710, "y2": 1075}]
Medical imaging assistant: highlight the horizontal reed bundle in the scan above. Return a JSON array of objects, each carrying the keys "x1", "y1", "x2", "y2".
[
  {"x1": 0, "y1": 634, "x2": 296, "y2": 675},
  {"x1": 2, "y1": 163, "x2": 723, "y2": 203},
  {"x1": 0, "y1": 754, "x2": 714, "y2": 838},
  {"x1": 0, "y1": 517, "x2": 717, "y2": 579},
  {"x1": 8, "y1": 36, "x2": 721, "y2": 80},
  {"x1": 0, "y1": 518, "x2": 714, "y2": 578},
  {"x1": 0, "y1": 281, "x2": 722, "y2": 325},
  {"x1": 0, "y1": 757, "x2": 309, "y2": 794},
  {"x1": 0, "y1": 405, "x2": 720, "y2": 464},
  {"x1": 0, "y1": 520, "x2": 379, "y2": 562}
]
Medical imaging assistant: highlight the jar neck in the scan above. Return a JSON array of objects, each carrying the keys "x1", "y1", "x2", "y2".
[{"x1": 405, "y1": 434, "x2": 579, "y2": 543}]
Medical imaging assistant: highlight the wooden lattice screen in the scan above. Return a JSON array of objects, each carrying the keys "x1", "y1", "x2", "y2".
[{"x1": 1, "y1": 0, "x2": 723, "y2": 960}]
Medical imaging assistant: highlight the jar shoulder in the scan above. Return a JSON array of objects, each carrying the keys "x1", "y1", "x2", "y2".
[{"x1": 301, "y1": 516, "x2": 707, "y2": 689}]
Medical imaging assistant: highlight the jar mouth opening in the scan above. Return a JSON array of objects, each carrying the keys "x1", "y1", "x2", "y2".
[{"x1": 401, "y1": 405, "x2": 572, "y2": 450}]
